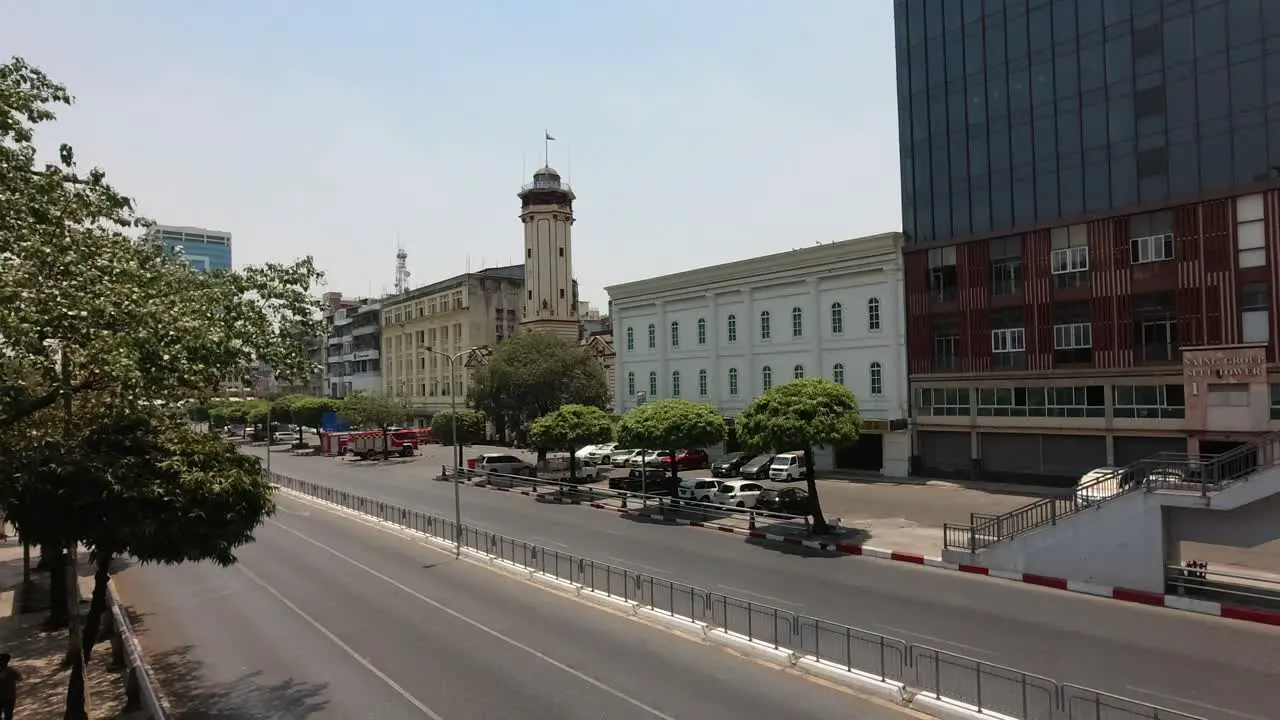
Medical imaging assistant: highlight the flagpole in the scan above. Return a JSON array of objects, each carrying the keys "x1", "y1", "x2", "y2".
[{"x1": 543, "y1": 130, "x2": 549, "y2": 167}]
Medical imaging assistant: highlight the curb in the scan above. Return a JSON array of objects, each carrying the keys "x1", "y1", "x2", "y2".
[{"x1": 456, "y1": 478, "x2": 1280, "y2": 629}]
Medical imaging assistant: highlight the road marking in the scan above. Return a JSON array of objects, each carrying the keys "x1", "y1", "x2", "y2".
[
  {"x1": 237, "y1": 565, "x2": 444, "y2": 719},
  {"x1": 716, "y1": 585, "x2": 803, "y2": 609},
  {"x1": 607, "y1": 556, "x2": 669, "y2": 574},
  {"x1": 270, "y1": 519, "x2": 679, "y2": 720},
  {"x1": 274, "y1": 504, "x2": 311, "y2": 517},
  {"x1": 876, "y1": 625, "x2": 997, "y2": 657},
  {"x1": 1124, "y1": 685, "x2": 1268, "y2": 720},
  {"x1": 530, "y1": 536, "x2": 569, "y2": 549}
]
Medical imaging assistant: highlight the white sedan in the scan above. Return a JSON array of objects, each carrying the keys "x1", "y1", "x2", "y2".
[
  {"x1": 711, "y1": 480, "x2": 767, "y2": 508},
  {"x1": 611, "y1": 449, "x2": 643, "y2": 467},
  {"x1": 628, "y1": 450, "x2": 670, "y2": 468},
  {"x1": 584, "y1": 443, "x2": 619, "y2": 464}
]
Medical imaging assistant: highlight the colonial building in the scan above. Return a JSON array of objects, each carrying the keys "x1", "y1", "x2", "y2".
[{"x1": 607, "y1": 233, "x2": 911, "y2": 475}]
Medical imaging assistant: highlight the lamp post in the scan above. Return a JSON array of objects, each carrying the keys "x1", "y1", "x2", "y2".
[{"x1": 425, "y1": 346, "x2": 476, "y2": 558}]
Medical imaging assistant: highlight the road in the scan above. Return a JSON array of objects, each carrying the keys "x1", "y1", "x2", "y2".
[
  {"x1": 248, "y1": 447, "x2": 1279, "y2": 720},
  {"x1": 115, "y1": 492, "x2": 915, "y2": 720}
]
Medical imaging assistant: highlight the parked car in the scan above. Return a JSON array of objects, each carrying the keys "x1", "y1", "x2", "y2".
[
  {"x1": 475, "y1": 453, "x2": 535, "y2": 477},
  {"x1": 676, "y1": 477, "x2": 722, "y2": 504},
  {"x1": 711, "y1": 452, "x2": 756, "y2": 478},
  {"x1": 576, "y1": 445, "x2": 600, "y2": 461},
  {"x1": 584, "y1": 443, "x2": 619, "y2": 465},
  {"x1": 711, "y1": 480, "x2": 767, "y2": 508},
  {"x1": 609, "y1": 467, "x2": 666, "y2": 493},
  {"x1": 611, "y1": 449, "x2": 644, "y2": 467},
  {"x1": 768, "y1": 452, "x2": 806, "y2": 481},
  {"x1": 656, "y1": 449, "x2": 710, "y2": 471},
  {"x1": 756, "y1": 487, "x2": 811, "y2": 515},
  {"x1": 739, "y1": 454, "x2": 777, "y2": 480},
  {"x1": 630, "y1": 450, "x2": 671, "y2": 468},
  {"x1": 271, "y1": 431, "x2": 295, "y2": 444}
]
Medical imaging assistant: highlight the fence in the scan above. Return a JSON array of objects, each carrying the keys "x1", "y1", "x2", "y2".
[
  {"x1": 269, "y1": 471, "x2": 1204, "y2": 720},
  {"x1": 106, "y1": 581, "x2": 169, "y2": 719}
]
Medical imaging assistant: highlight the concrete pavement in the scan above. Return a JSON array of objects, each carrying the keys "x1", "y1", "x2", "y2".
[
  {"x1": 116, "y1": 493, "x2": 916, "y2": 720},
  {"x1": 247, "y1": 447, "x2": 1280, "y2": 720}
]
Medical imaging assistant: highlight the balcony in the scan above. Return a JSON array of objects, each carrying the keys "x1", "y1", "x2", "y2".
[{"x1": 351, "y1": 323, "x2": 378, "y2": 337}]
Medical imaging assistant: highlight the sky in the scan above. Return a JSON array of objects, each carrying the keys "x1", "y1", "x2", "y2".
[{"x1": 4, "y1": 1, "x2": 901, "y2": 308}]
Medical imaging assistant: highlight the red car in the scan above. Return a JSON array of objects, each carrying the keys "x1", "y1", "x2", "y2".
[{"x1": 656, "y1": 449, "x2": 710, "y2": 471}]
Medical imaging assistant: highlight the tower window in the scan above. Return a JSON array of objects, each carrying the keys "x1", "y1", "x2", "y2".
[
  {"x1": 626, "y1": 327, "x2": 634, "y2": 351},
  {"x1": 559, "y1": 289, "x2": 565, "y2": 299},
  {"x1": 527, "y1": 248, "x2": 532, "y2": 259},
  {"x1": 528, "y1": 290, "x2": 533, "y2": 300},
  {"x1": 559, "y1": 246, "x2": 564, "y2": 257}
]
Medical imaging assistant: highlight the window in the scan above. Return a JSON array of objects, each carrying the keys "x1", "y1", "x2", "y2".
[
  {"x1": 791, "y1": 307, "x2": 803, "y2": 337},
  {"x1": 1237, "y1": 194, "x2": 1266, "y2": 268},
  {"x1": 648, "y1": 371, "x2": 658, "y2": 397},
  {"x1": 976, "y1": 385, "x2": 1105, "y2": 418},
  {"x1": 1208, "y1": 384, "x2": 1250, "y2": 408},
  {"x1": 1128, "y1": 211, "x2": 1174, "y2": 264},
  {"x1": 627, "y1": 372, "x2": 635, "y2": 396},
  {"x1": 728, "y1": 368, "x2": 739, "y2": 395},
  {"x1": 832, "y1": 363, "x2": 845, "y2": 386},
  {"x1": 1270, "y1": 384, "x2": 1280, "y2": 420},
  {"x1": 989, "y1": 236, "x2": 1023, "y2": 296},
  {"x1": 991, "y1": 328, "x2": 1026, "y2": 353},
  {"x1": 1135, "y1": 293, "x2": 1178, "y2": 363},
  {"x1": 671, "y1": 371, "x2": 681, "y2": 397},
  {"x1": 867, "y1": 298, "x2": 881, "y2": 331},
  {"x1": 762, "y1": 366, "x2": 773, "y2": 391},
  {"x1": 933, "y1": 316, "x2": 961, "y2": 371},
  {"x1": 671, "y1": 321, "x2": 680, "y2": 348},
  {"x1": 1052, "y1": 302, "x2": 1092, "y2": 363},
  {"x1": 626, "y1": 327, "x2": 634, "y2": 351},
  {"x1": 760, "y1": 311, "x2": 772, "y2": 340},
  {"x1": 869, "y1": 362, "x2": 883, "y2": 396},
  {"x1": 917, "y1": 387, "x2": 970, "y2": 416},
  {"x1": 648, "y1": 324, "x2": 656, "y2": 349},
  {"x1": 831, "y1": 302, "x2": 844, "y2": 334},
  {"x1": 1113, "y1": 384, "x2": 1186, "y2": 419},
  {"x1": 697, "y1": 318, "x2": 707, "y2": 345},
  {"x1": 1050, "y1": 224, "x2": 1089, "y2": 287},
  {"x1": 559, "y1": 288, "x2": 566, "y2": 299},
  {"x1": 698, "y1": 369, "x2": 708, "y2": 396},
  {"x1": 1240, "y1": 283, "x2": 1270, "y2": 343},
  {"x1": 727, "y1": 314, "x2": 738, "y2": 343},
  {"x1": 558, "y1": 246, "x2": 564, "y2": 257},
  {"x1": 1053, "y1": 323, "x2": 1092, "y2": 348},
  {"x1": 928, "y1": 245, "x2": 959, "y2": 302},
  {"x1": 793, "y1": 364, "x2": 805, "y2": 380}
]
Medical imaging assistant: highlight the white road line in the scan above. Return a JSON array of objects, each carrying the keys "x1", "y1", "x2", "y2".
[
  {"x1": 269, "y1": 520, "x2": 679, "y2": 720},
  {"x1": 716, "y1": 585, "x2": 803, "y2": 609},
  {"x1": 530, "y1": 536, "x2": 570, "y2": 549},
  {"x1": 876, "y1": 625, "x2": 997, "y2": 658},
  {"x1": 1124, "y1": 685, "x2": 1268, "y2": 720},
  {"x1": 607, "y1": 556, "x2": 670, "y2": 575},
  {"x1": 237, "y1": 565, "x2": 444, "y2": 719}
]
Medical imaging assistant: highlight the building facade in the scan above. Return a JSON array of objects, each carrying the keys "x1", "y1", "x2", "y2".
[
  {"x1": 896, "y1": 0, "x2": 1280, "y2": 485},
  {"x1": 324, "y1": 297, "x2": 382, "y2": 399},
  {"x1": 151, "y1": 224, "x2": 233, "y2": 271},
  {"x1": 379, "y1": 265, "x2": 524, "y2": 415},
  {"x1": 607, "y1": 233, "x2": 911, "y2": 475}
]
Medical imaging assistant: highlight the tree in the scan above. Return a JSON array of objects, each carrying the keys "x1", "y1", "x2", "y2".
[
  {"x1": 616, "y1": 400, "x2": 726, "y2": 495},
  {"x1": 528, "y1": 404, "x2": 614, "y2": 483},
  {"x1": 288, "y1": 396, "x2": 339, "y2": 441},
  {"x1": 736, "y1": 378, "x2": 861, "y2": 533},
  {"x1": 338, "y1": 391, "x2": 411, "y2": 459},
  {"x1": 431, "y1": 409, "x2": 487, "y2": 466},
  {"x1": 467, "y1": 332, "x2": 609, "y2": 441}
]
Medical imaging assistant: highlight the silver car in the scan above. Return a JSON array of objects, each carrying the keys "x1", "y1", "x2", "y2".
[{"x1": 474, "y1": 454, "x2": 535, "y2": 482}]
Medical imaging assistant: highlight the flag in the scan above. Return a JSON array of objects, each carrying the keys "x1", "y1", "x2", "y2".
[{"x1": 545, "y1": 131, "x2": 556, "y2": 141}]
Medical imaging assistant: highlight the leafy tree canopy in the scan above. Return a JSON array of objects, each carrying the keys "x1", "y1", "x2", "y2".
[
  {"x1": 528, "y1": 404, "x2": 614, "y2": 452},
  {"x1": 339, "y1": 391, "x2": 411, "y2": 430},
  {"x1": 288, "y1": 396, "x2": 339, "y2": 433},
  {"x1": 616, "y1": 399, "x2": 726, "y2": 452},
  {"x1": 430, "y1": 408, "x2": 487, "y2": 446},
  {"x1": 736, "y1": 378, "x2": 861, "y2": 453},
  {"x1": 468, "y1": 332, "x2": 609, "y2": 433}
]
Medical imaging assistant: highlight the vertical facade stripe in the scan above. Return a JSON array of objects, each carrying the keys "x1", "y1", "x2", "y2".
[{"x1": 1269, "y1": 190, "x2": 1280, "y2": 362}]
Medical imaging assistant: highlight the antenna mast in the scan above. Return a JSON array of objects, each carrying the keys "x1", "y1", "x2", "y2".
[{"x1": 394, "y1": 240, "x2": 411, "y2": 295}]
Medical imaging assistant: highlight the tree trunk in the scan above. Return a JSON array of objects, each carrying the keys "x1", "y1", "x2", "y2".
[
  {"x1": 667, "y1": 448, "x2": 679, "y2": 497},
  {"x1": 63, "y1": 550, "x2": 89, "y2": 720},
  {"x1": 568, "y1": 446, "x2": 578, "y2": 484},
  {"x1": 45, "y1": 549, "x2": 68, "y2": 630},
  {"x1": 803, "y1": 447, "x2": 829, "y2": 532},
  {"x1": 81, "y1": 555, "x2": 113, "y2": 663}
]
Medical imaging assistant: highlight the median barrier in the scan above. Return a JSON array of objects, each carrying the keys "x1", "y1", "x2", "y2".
[
  {"x1": 267, "y1": 470, "x2": 1205, "y2": 720},
  {"x1": 106, "y1": 580, "x2": 170, "y2": 719}
]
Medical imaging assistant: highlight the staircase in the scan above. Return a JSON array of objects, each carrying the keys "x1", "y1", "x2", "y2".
[{"x1": 943, "y1": 431, "x2": 1280, "y2": 553}]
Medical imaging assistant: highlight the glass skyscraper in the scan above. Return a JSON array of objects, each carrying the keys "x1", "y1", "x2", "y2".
[{"x1": 152, "y1": 225, "x2": 233, "y2": 271}]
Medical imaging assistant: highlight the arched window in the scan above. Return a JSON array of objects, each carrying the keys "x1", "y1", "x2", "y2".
[
  {"x1": 870, "y1": 362, "x2": 883, "y2": 396},
  {"x1": 868, "y1": 297, "x2": 882, "y2": 331},
  {"x1": 760, "y1": 311, "x2": 772, "y2": 340},
  {"x1": 697, "y1": 318, "x2": 707, "y2": 344},
  {"x1": 698, "y1": 369, "x2": 708, "y2": 396},
  {"x1": 670, "y1": 321, "x2": 680, "y2": 348},
  {"x1": 791, "y1": 306, "x2": 803, "y2": 337},
  {"x1": 671, "y1": 370, "x2": 682, "y2": 397},
  {"x1": 626, "y1": 326, "x2": 635, "y2": 351},
  {"x1": 728, "y1": 368, "x2": 739, "y2": 395},
  {"x1": 762, "y1": 365, "x2": 773, "y2": 391},
  {"x1": 793, "y1": 364, "x2": 805, "y2": 379},
  {"x1": 627, "y1": 371, "x2": 636, "y2": 395},
  {"x1": 727, "y1": 314, "x2": 738, "y2": 342},
  {"x1": 833, "y1": 363, "x2": 845, "y2": 386},
  {"x1": 830, "y1": 302, "x2": 844, "y2": 335},
  {"x1": 647, "y1": 324, "x2": 656, "y2": 348},
  {"x1": 648, "y1": 370, "x2": 658, "y2": 397}
]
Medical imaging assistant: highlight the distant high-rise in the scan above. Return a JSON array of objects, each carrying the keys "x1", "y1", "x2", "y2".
[{"x1": 151, "y1": 225, "x2": 232, "y2": 271}]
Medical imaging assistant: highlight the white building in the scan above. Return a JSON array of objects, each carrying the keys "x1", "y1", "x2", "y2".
[{"x1": 606, "y1": 232, "x2": 911, "y2": 476}]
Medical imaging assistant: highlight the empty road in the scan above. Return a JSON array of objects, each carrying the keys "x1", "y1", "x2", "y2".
[{"x1": 116, "y1": 492, "x2": 915, "y2": 719}]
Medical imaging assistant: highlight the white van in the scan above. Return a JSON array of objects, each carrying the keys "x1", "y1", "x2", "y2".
[
  {"x1": 1075, "y1": 466, "x2": 1125, "y2": 505},
  {"x1": 768, "y1": 452, "x2": 805, "y2": 481}
]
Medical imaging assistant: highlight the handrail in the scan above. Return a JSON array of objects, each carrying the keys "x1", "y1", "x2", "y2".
[
  {"x1": 945, "y1": 430, "x2": 1280, "y2": 552},
  {"x1": 108, "y1": 581, "x2": 170, "y2": 719},
  {"x1": 266, "y1": 471, "x2": 1206, "y2": 720}
]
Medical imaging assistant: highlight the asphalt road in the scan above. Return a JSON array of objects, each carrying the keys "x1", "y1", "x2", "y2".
[
  {"x1": 115, "y1": 493, "x2": 915, "y2": 720},
  {"x1": 247, "y1": 447, "x2": 1280, "y2": 720}
]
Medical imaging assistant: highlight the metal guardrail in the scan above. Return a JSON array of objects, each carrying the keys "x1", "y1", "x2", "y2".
[
  {"x1": 268, "y1": 471, "x2": 1205, "y2": 720},
  {"x1": 944, "y1": 431, "x2": 1280, "y2": 553},
  {"x1": 107, "y1": 581, "x2": 169, "y2": 719},
  {"x1": 1165, "y1": 562, "x2": 1280, "y2": 606}
]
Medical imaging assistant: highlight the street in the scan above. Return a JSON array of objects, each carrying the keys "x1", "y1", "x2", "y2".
[
  {"x1": 116, "y1": 492, "x2": 915, "y2": 719},
  {"x1": 247, "y1": 446, "x2": 1280, "y2": 720}
]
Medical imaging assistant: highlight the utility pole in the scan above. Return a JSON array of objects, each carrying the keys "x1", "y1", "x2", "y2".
[
  {"x1": 51, "y1": 341, "x2": 89, "y2": 719},
  {"x1": 426, "y1": 346, "x2": 474, "y2": 558}
]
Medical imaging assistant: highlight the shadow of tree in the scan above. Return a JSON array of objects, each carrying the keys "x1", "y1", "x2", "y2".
[{"x1": 144, "y1": 644, "x2": 329, "y2": 719}]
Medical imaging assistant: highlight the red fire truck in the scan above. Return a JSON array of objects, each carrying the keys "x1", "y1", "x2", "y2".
[{"x1": 343, "y1": 429, "x2": 420, "y2": 460}]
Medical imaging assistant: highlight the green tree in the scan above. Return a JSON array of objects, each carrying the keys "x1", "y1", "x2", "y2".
[
  {"x1": 289, "y1": 396, "x2": 339, "y2": 441},
  {"x1": 207, "y1": 402, "x2": 229, "y2": 431},
  {"x1": 528, "y1": 404, "x2": 614, "y2": 483},
  {"x1": 431, "y1": 409, "x2": 487, "y2": 466},
  {"x1": 736, "y1": 378, "x2": 861, "y2": 533},
  {"x1": 616, "y1": 400, "x2": 726, "y2": 495},
  {"x1": 339, "y1": 391, "x2": 411, "y2": 459},
  {"x1": 467, "y1": 332, "x2": 609, "y2": 440}
]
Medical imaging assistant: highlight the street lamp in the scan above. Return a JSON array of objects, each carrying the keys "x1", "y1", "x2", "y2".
[{"x1": 425, "y1": 345, "x2": 477, "y2": 558}]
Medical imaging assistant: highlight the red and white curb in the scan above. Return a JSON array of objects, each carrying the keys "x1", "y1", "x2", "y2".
[{"x1": 456, "y1": 478, "x2": 1280, "y2": 629}]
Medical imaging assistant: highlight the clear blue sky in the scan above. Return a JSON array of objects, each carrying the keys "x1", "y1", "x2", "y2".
[{"x1": 4, "y1": 1, "x2": 900, "y2": 307}]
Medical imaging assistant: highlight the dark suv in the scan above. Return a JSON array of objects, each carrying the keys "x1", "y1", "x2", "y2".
[{"x1": 711, "y1": 452, "x2": 755, "y2": 478}]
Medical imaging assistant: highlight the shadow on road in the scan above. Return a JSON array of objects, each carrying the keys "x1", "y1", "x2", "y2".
[
  {"x1": 744, "y1": 524, "x2": 870, "y2": 559},
  {"x1": 144, "y1": 643, "x2": 330, "y2": 719}
]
